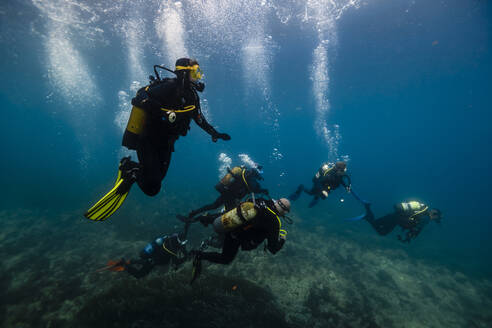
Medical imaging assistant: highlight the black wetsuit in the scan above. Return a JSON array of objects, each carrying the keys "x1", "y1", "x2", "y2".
[
  {"x1": 125, "y1": 234, "x2": 188, "y2": 278},
  {"x1": 365, "y1": 206, "x2": 430, "y2": 243},
  {"x1": 200, "y1": 199, "x2": 285, "y2": 264},
  {"x1": 190, "y1": 168, "x2": 268, "y2": 217},
  {"x1": 291, "y1": 166, "x2": 350, "y2": 208},
  {"x1": 126, "y1": 78, "x2": 221, "y2": 196}
]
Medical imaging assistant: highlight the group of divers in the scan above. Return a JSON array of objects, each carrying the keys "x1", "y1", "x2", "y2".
[{"x1": 86, "y1": 58, "x2": 443, "y2": 282}]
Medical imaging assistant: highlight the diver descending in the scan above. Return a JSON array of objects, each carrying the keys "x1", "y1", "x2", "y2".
[
  {"x1": 81, "y1": 57, "x2": 445, "y2": 287},
  {"x1": 360, "y1": 201, "x2": 442, "y2": 243},
  {"x1": 289, "y1": 161, "x2": 351, "y2": 208},
  {"x1": 98, "y1": 232, "x2": 189, "y2": 279},
  {"x1": 84, "y1": 58, "x2": 231, "y2": 221},
  {"x1": 185, "y1": 165, "x2": 269, "y2": 218},
  {"x1": 189, "y1": 197, "x2": 291, "y2": 284}
]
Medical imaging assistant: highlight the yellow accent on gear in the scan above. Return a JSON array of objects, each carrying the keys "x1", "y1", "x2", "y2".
[
  {"x1": 230, "y1": 167, "x2": 243, "y2": 175},
  {"x1": 409, "y1": 205, "x2": 429, "y2": 221},
  {"x1": 241, "y1": 168, "x2": 251, "y2": 192},
  {"x1": 220, "y1": 202, "x2": 257, "y2": 231},
  {"x1": 160, "y1": 105, "x2": 196, "y2": 113},
  {"x1": 266, "y1": 207, "x2": 284, "y2": 239},
  {"x1": 175, "y1": 64, "x2": 202, "y2": 80},
  {"x1": 162, "y1": 243, "x2": 178, "y2": 257},
  {"x1": 217, "y1": 167, "x2": 242, "y2": 190},
  {"x1": 322, "y1": 164, "x2": 333, "y2": 176},
  {"x1": 126, "y1": 106, "x2": 146, "y2": 135},
  {"x1": 175, "y1": 65, "x2": 199, "y2": 71},
  {"x1": 84, "y1": 176, "x2": 130, "y2": 221}
]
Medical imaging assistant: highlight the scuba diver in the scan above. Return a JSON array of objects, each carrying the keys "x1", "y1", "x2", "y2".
[
  {"x1": 185, "y1": 165, "x2": 269, "y2": 218},
  {"x1": 189, "y1": 197, "x2": 291, "y2": 284},
  {"x1": 85, "y1": 58, "x2": 231, "y2": 221},
  {"x1": 361, "y1": 201, "x2": 442, "y2": 243},
  {"x1": 289, "y1": 161, "x2": 351, "y2": 208},
  {"x1": 98, "y1": 232, "x2": 189, "y2": 278}
]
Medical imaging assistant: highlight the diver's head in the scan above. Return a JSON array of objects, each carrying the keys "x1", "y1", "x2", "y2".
[
  {"x1": 274, "y1": 198, "x2": 291, "y2": 216},
  {"x1": 175, "y1": 58, "x2": 204, "y2": 91},
  {"x1": 429, "y1": 208, "x2": 442, "y2": 223},
  {"x1": 335, "y1": 161, "x2": 347, "y2": 175}
]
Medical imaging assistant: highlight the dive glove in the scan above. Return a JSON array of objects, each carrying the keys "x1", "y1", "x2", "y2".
[{"x1": 212, "y1": 133, "x2": 231, "y2": 142}]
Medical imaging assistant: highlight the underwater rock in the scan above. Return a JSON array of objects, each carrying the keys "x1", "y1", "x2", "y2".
[{"x1": 1, "y1": 209, "x2": 491, "y2": 327}]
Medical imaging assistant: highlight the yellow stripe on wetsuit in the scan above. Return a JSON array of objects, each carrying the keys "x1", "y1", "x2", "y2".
[{"x1": 266, "y1": 207, "x2": 287, "y2": 238}]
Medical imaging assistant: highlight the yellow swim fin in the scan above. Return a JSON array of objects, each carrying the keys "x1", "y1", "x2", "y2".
[{"x1": 84, "y1": 157, "x2": 137, "y2": 222}]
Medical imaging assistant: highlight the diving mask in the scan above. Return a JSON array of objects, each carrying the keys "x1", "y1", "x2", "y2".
[{"x1": 175, "y1": 64, "x2": 203, "y2": 80}]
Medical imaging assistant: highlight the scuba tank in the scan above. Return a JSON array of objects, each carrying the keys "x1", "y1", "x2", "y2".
[
  {"x1": 395, "y1": 201, "x2": 428, "y2": 221},
  {"x1": 396, "y1": 201, "x2": 426, "y2": 213},
  {"x1": 215, "y1": 166, "x2": 243, "y2": 193},
  {"x1": 315, "y1": 163, "x2": 333, "y2": 179},
  {"x1": 213, "y1": 202, "x2": 257, "y2": 233},
  {"x1": 122, "y1": 65, "x2": 177, "y2": 150},
  {"x1": 122, "y1": 104, "x2": 146, "y2": 150}
]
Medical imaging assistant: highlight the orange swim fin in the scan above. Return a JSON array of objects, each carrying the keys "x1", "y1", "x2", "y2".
[{"x1": 96, "y1": 259, "x2": 129, "y2": 273}]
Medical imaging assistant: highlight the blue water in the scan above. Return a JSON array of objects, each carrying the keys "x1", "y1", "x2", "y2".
[{"x1": 0, "y1": 0, "x2": 491, "y2": 283}]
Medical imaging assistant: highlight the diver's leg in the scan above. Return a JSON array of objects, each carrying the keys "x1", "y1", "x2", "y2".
[
  {"x1": 200, "y1": 234, "x2": 240, "y2": 264},
  {"x1": 182, "y1": 222, "x2": 191, "y2": 240},
  {"x1": 304, "y1": 185, "x2": 317, "y2": 196},
  {"x1": 366, "y1": 213, "x2": 398, "y2": 236},
  {"x1": 192, "y1": 213, "x2": 221, "y2": 227},
  {"x1": 223, "y1": 196, "x2": 239, "y2": 212},
  {"x1": 125, "y1": 258, "x2": 154, "y2": 279},
  {"x1": 206, "y1": 233, "x2": 225, "y2": 249},
  {"x1": 157, "y1": 141, "x2": 173, "y2": 182},
  {"x1": 136, "y1": 140, "x2": 172, "y2": 196},
  {"x1": 308, "y1": 196, "x2": 320, "y2": 208},
  {"x1": 289, "y1": 185, "x2": 304, "y2": 201},
  {"x1": 189, "y1": 194, "x2": 226, "y2": 217}
]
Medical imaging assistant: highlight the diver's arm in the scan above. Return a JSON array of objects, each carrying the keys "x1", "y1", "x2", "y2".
[
  {"x1": 399, "y1": 223, "x2": 424, "y2": 243},
  {"x1": 125, "y1": 258, "x2": 154, "y2": 279},
  {"x1": 266, "y1": 232, "x2": 285, "y2": 254},
  {"x1": 341, "y1": 175, "x2": 352, "y2": 191},
  {"x1": 197, "y1": 212, "x2": 223, "y2": 227},
  {"x1": 192, "y1": 108, "x2": 230, "y2": 142}
]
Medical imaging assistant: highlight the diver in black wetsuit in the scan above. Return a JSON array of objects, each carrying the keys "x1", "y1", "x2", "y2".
[
  {"x1": 189, "y1": 198, "x2": 290, "y2": 283},
  {"x1": 363, "y1": 201, "x2": 442, "y2": 243},
  {"x1": 186, "y1": 165, "x2": 269, "y2": 218},
  {"x1": 85, "y1": 58, "x2": 231, "y2": 222},
  {"x1": 101, "y1": 233, "x2": 189, "y2": 279},
  {"x1": 124, "y1": 58, "x2": 230, "y2": 196},
  {"x1": 289, "y1": 161, "x2": 351, "y2": 208}
]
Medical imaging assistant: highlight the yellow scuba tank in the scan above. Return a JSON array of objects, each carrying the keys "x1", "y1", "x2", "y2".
[
  {"x1": 396, "y1": 201, "x2": 428, "y2": 220},
  {"x1": 400, "y1": 201, "x2": 426, "y2": 212},
  {"x1": 122, "y1": 105, "x2": 146, "y2": 150},
  {"x1": 213, "y1": 202, "x2": 257, "y2": 233},
  {"x1": 215, "y1": 166, "x2": 243, "y2": 193}
]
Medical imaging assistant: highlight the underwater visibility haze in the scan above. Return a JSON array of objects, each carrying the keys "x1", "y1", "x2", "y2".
[{"x1": 0, "y1": 0, "x2": 491, "y2": 327}]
